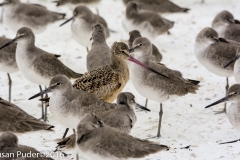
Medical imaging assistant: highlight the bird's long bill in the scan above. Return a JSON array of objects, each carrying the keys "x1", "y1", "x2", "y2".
[
  {"x1": 205, "y1": 96, "x2": 229, "y2": 108},
  {"x1": 0, "y1": 37, "x2": 19, "y2": 50},
  {"x1": 0, "y1": 2, "x2": 9, "y2": 6},
  {"x1": 128, "y1": 56, "x2": 169, "y2": 79},
  {"x1": 28, "y1": 86, "x2": 54, "y2": 100},
  {"x1": 52, "y1": 0, "x2": 60, "y2": 6},
  {"x1": 218, "y1": 38, "x2": 229, "y2": 43},
  {"x1": 224, "y1": 55, "x2": 239, "y2": 68},
  {"x1": 135, "y1": 103, "x2": 151, "y2": 112},
  {"x1": 59, "y1": 16, "x2": 74, "y2": 27}
]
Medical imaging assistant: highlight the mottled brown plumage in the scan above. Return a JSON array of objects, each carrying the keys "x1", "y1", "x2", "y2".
[
  {"x1": 73, "y1": 42, "x2": 130, "y2": 103},
  {"x1": 0, "y1": 132, "x2": 53, "y2": 160},
  {"x1": 0, "y1": 97, "x2": 54, "y2": 133}
]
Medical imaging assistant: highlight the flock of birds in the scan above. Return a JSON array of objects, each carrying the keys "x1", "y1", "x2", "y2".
[{"x1": 0, "y1": 0, "x2": 240, "y2": 159}]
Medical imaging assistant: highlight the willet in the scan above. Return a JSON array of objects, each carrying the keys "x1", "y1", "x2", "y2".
[
  {"x1": 75, "y1": 113, "x2": 169, "y2": 160},
  {"x1": 0, "y1": 27, "x2": 82, "y2": 121},
  {"x1": 55, "y1": 91, "x2": 149, "y2": 150},
  {"x1": 53, "y1": 0, "x2": 100, "y2": 6},
  {"x1": 0, "y1": 97, "x2": 54, "y2": 133},
  {"x1": 205, "y1": 84, "x2": 240, "y2": 144},
  {"x1": 122, "y1": 2, "x2": 174, "y2": 39},
  {"x1": 87, "y1": 23, "x2": 111, "y2": 71},
  {"x1": 0, "y1": 36, "x2": 18, "y2": 102},
  {"x1": 129, "y1": 37, "x2": 200, "y2": 137},
  {"x1": 0, "y1": 0, "x2": 66, "y2": 34},
  {"x1": 73, "y1": 41, "x2": 168, "y2": 103},
  {"x1": 212, "y1": 10, "x2": 240, "y2": 42},
  {"x1": 128, "y1": 30, "x2": 162, "y2": 108},
  {"x1": 195, "y1": 27, "x2": 238, "y2": 113},
  {"x1": 122, "y1": 0, "x2": 190, "y2": 13},
  {"x1": 60, "y1": 5, "x2": 110, "y2": 52},
  {"x1": 0, "y1": 132, "x2": 54, "y2": 160}
]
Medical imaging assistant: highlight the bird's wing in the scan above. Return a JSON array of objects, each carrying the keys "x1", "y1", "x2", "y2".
[{"x1": 73, "y1": 65, "x2": 121, "y2": 100}]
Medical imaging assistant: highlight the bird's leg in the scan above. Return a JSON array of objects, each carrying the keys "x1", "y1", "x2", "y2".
[
  {"x1": 0, "y1": 9, "x2": 3, "y2": 23},
  {"x1": 156, "y1": 103, "x2": 163, "y2": 138},
  {"x1": 214, "y1": 78, "x2": 228, "y2": 115},
  {"x1": 44, "y1": 86, "x2": 48, "y2": 122},
  {"x1": 62, "y1": 128, "x2": 69, "y2": 139},
  {"x1": 7, "y1": 73, "x2": 12, "y2": 102},
  {"x1": 145, "y1": 99, "x2": 148, "y2": 108},
  {"x1": 86, "y1": 47, "x2": 89, "y2": 53},
  {"x1": 73, "y1": 129, "x2": 76, "y2": 134},
  {"x1": 39, "y1": 85, "x2": 45, "y2": 120},
  {"x1": 219, "y1": 139, "x2": 240, "y2": 144},
  {"x1": 73, "y1": 129, "x2": 79, "y2": 160}
]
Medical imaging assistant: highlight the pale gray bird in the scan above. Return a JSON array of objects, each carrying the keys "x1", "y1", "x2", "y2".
[
  {"x1": 0, "y1": 27, "x2": 82, "y2": 121},
  {"x1": 0, "y1": 0, "x2": 66, "y2": 34},
  {"x1": 53, "y1": 0, "x2": 100, "y2": 6},
  {"x1": 0, "y1": 97, "x2": 54, "y2": 133},
  {"x1": 0, "y1": 36, "x2": 18, "y2": 102},
  {"x1": 195, "y1": 27, "x2": 238, "y2": 114},
  {"x1": 123, "y1": 2, "x2": 174, "y2": 40},
  {"x1": 129, "y1": 37, "x2": 200, "y2": 137},
  {"x1": 60, "y1": 5, "x2": 110, "y2": 51},
  {"x1": 206, "y1": 84, "x2": 240, "y2": 144},
  {"x1": 75, "y1": 113, "x2": 169, "y2": 159},
  {"x1": 123, "y1": 0, "x2": 190, "y2": 13},
  {"x1": 87, "y1": 23, "x2": 111, "y2": 71},
  {"x1": 212, "y1": 10, "x2": 240, "y2": 42},
  {"x1": 56, "y1": 92, "x2": 149, "y2": 150},
  {"x1": 0, "y1": 132, "x2": 53, "y2": 160}
]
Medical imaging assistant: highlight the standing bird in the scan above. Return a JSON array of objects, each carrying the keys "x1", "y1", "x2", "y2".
[
  {"x1": 194, "y1": 27, "x2": 238, "y2": 113},
  {"x1": 60, "y1": 5, "x2": 110, "y2": 52},
  {"x1": 128, "y1": 30, "x2": 162, "y2": 107},
  {"x1": 0, "y1": 132, "x2": 53, "y2": 160},
  {"x1": 205, "y1": 84, "x2": 240, "y2": 144},
  {"x1": 122, "y1": 0, "x2": 190, "y2": 13},
  {"x1": 0, "y1": 27, "x2": 82, "y2": 121},
  {"x1": 55, "y1": 92, "x2": 149, "y2": 150},
  {"x1": 53, "y1": 0, "x2": 100, "y2": 6},
  {"x1": 73, "y1": 41, "x2": 167, "y2": 103},
  {"x1": 212, "y1": 10, "x2": 240, "y2": 42},
  {"x1": 129, "y1": 37, "x2": 200, "y2": 137},
  {"x1": 0, "y1": 0, "x2": 66, "y2": 34},
  {"x1": 122, "y1": 2, "x2": 174, "y2": 40},
  {"x1": 0, "y1": 97, "x2": 54, "y2": 133},
  {"x1": 87, "y1": 23, "x2": 111, "y2": 71},
  {"x1": 75, "y1": 114, "x2": 169, "y2": 160},
  {"x1": 0, "y1": 37, "x2": 18, "y2": 102}
]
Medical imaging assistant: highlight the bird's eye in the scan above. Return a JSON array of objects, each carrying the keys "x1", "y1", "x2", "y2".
[
  {"x1": 121, "y1": 51, "x2": 125, "y2": 54},
  {"x1": 210, "y1": 36, "x2": 214, "y2": 39},
  {"x1": 74, "y1": 11, "x2": 78, "y2": 15},
  {"x1": 234, "y1": 92, "x2": 238, "y2": 95},
  {"x1": 57, "y1": 83, "x2": 61, "y2": 86},
  {"x1": 139, "y1": 43, "x2": 143, "y2": 47}
]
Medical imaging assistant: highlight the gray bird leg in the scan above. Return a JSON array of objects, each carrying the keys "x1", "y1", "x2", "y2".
[
  {"x1": 7, "y1": 73, "x2": 12, "y2": 102},
  {"x1": 144, "y1": 99, "x2": 148, "y2": 108},
  {"x1": 157, "y1": 103, "x2": 163, "y2": 138},
  {"x1": 0, "y1": 9, "x2": 3, "y2": 23},
  {"x1": 44, "y1": 87, "x2": 48, "y2": 122},
  {"x1": 214, "y1": 77, "x2": 228, "y2": 114},
  {"x1": 39, "y1": 85, "x2": 45, "y2": 120}
]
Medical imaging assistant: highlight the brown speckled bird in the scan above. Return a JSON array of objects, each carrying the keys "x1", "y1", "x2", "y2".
[{"x1": 73, "y1": 42, "x2": 130, "y2": 103}]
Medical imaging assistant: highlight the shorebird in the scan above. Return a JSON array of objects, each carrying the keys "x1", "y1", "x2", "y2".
[
  {"x1": 129, "y1": 37, "x2": 200, "y2": 137},
  {"x1": 60, "y1": 5, "x2": 110, "y2": 52},
  {"x1": 128, "y1": 30, "x2": 162, "y2": 62},
  {"x1": 53, "y1": 0, "x2": 100, "y2": 6},
  {"x1": 0, "y1": 132, "x2": 53, "y2": 160},
  {"x1": 212, "y1": 10, "x2": 240, "y2": 42},
  {"x1": 75, "y1": 113, "x2": 169, "y2": 160},
  {"x1": 0, "y1": 97, "x2": 54, "y2": 133},
  {"x1": 205, "y1": 84, "x2": 240, "y2": 144},
  {"x1": 128, "y1": 30, "x2": 162, "y2": 107},
  {"x1": 55, "y1": 91, "x2": 149, "y2": 150},
  {"x1": 0, "y1": 36, "x2": 18, "y2": 102},
  {"x1": 195, "y1": 27, "x2": 238, "y2": 113},
  {"x1": 73, "y1": 41, "x2": 167, "y2": 103},
  {"x1": 0, "y1": 0, "x2": 66, "y2": 34},
  {"x1": 29, "y1": 75, "x2": 149, "y2": 137},
  {"x1": 122, "y1": 0, "x2": 190, "y2": 13},
  {"x1": 87, "y1": 23, "x2": 111, "y2": 71},
  {"x1": 0, "y1": 27, "x2": 82, "y2": 121},
  {"x1": 122, "y1": 2, "x2": 174, "y2": 40}
]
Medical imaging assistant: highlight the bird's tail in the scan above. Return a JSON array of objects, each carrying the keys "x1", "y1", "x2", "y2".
[{"x1": 186, "y1": 79, "x2": 200, "y2": 94}]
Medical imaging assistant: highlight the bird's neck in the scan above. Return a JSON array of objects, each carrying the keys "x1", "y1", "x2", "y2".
[{"x1": 111, "y1": 55, "x2": 129, "y2": 73}]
